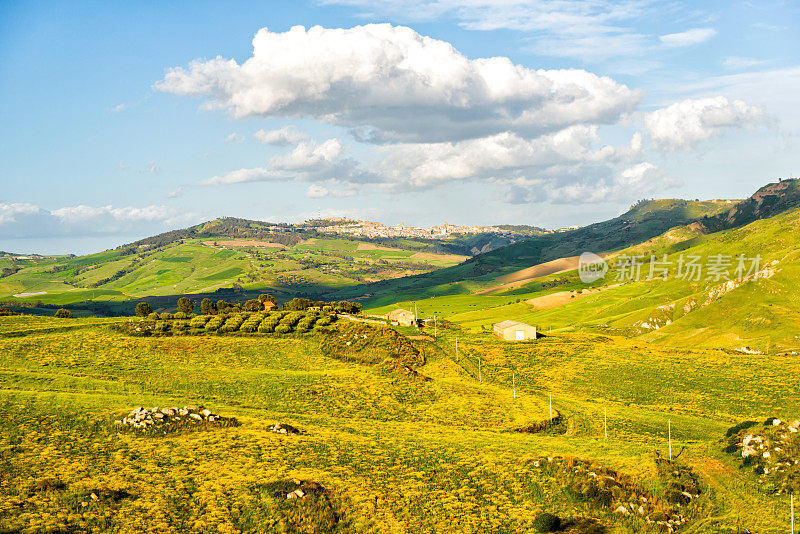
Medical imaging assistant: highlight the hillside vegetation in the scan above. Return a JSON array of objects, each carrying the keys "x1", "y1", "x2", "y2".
[{"x1": 1, "y1": 316, "x2": 797, "y2": 532}]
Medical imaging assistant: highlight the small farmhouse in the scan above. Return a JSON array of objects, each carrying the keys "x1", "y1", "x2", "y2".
[
  {"x1": 385, "y1": 308, "x2": 416, "y2": 326},
  {"x1": 493, "y1": 320, "x2": 536, "y2": 341},
  {"x1": 263, "y1": 301, "x2": 277, "y2": 311}
]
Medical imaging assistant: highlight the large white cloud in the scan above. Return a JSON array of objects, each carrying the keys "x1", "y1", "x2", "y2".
[
  {"x1": 201, "y1": 139, "x2": 376, "y2": 187},
  {"x1": 644, "y1": 97, "x2": 769, "y2": 151},
  {"x1": 155, "y1": 24, "x2": 640, "y2": 143}
]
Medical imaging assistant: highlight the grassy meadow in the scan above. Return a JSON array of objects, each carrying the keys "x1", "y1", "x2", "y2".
[
  {"x1": 0, "y1": 236, "x2": 467, "y2": 310},
  {"x1": 1, "y1": 316, "x2": 797, "y2": 533}
]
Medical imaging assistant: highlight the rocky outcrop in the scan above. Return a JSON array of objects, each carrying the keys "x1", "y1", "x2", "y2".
[
  {"x1": 117, "y1": 405, "x2": 239, "y2": 431},
  {"x1": 724, "y1": 417, "x2": 800, "y2": 494}
]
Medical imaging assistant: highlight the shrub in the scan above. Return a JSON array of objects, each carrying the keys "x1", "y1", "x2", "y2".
[
  {"x1": 189, "y1": 315, "x2": 211, "y2": 329},
  {"x1": 280, "y1": 312, "x2": 305, "y2": 328},
  {"x1": 135, "y1": 302, "x2": 152, "y2": 317},
  {"x1": 532, "y1": 513, "x2": 561, "y2": 532},
  {"x1": 54, "y1": 309, "x2": 73, "y2": 319},
  {"x1": 275, "y1": 324, "x2": 292, "y2": 334},
  {"x1": 205, "y1": 316, "x2": 224, "y2": 331},
  {"x1": 726, "y1": 420, "x2": 758, "y2": 437},
  {"x1": 315, "y1": 317, "x2": 332, "y2": 327},
  {"x1": 159, "y1": 313, "x2": 174, "y2": 320},
  {"x1": 240, "y1": 313, "x2": 265, "y2": 333},
  {"x1": 177, "y1": 297, "x2": 194, "y2": 314},
  {"x1": 200, "y1": 297, "x2": 215, "y2": 315},
  {"x1": 257, "y1": 320, "x2": 275, "y2": 333},
  {"x1": 147, "y1": 312, "x2": 159, "y2": 320},
  {"x1": 219, "y1": 314, "x2": 245, "y2": 333},
  {"x1": 243, "y1": 299, "x2": 262, "y2": 312},
  {"x1": 173, "y1": 312, "x2": 189, "y2": 319}
]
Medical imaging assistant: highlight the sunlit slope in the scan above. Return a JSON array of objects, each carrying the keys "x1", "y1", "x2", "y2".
[
  {"x1": 438, "y1": 202, "x2": 800, "y2": 352},
  {"x1": 0, "y1": 237, "x2": 468, "y2": 304},
  {"x1": 1, "y1": 318, "x2": 797, "y2": 532},
  {"x1": 337, "y1": 199, "x2": 733, "y2": 306}
]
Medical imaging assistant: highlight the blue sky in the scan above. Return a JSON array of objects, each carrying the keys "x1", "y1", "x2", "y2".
[{"x1": 1, "y1": 0, "x2": 798, "y2": 254}]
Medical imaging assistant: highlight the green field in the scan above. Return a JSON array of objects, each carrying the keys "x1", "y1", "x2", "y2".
[
  {"x1": 0, "y1": 236, "x2": 468, "y2": 312},
  {"x1": 1, "y1": 317, "x2": 796, "y2": 532}
]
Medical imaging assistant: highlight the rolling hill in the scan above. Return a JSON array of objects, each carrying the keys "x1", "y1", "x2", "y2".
[{"x1": 366, "y1": 179, "x2": 800, "y2": 353}]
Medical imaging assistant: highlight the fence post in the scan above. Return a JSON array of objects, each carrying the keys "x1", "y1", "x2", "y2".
[{"x1": 668, "y1": 419, "x2": 672, "y2": 461}]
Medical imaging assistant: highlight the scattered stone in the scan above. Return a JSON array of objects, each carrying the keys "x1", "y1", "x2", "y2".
[
  {"x1": 119, "y1": 405, "x2": 239, "y2": 432},
  {"x1": 269, "y1": 422, "x2": 302, "y2": 435}
]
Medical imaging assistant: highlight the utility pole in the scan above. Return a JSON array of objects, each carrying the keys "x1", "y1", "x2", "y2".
[
  {"x1": 434, "y1": 314, "x2": 437, "y2": 338},
  {"x1": 604, "y1": 407, "x2": 608, "y2": 440}
]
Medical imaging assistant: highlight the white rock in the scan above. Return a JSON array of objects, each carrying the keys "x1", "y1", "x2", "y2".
[
  {"x1": 615, "y1": 506, "x2": 629, "y2": 514},
  {"x1": 190, "y1": 413, "x2": 202, "y2": 420}
]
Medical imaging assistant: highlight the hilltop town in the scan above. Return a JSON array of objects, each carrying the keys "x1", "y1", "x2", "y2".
[{"x1": 310, "y1": 217, "x2": 522, "y2": 239}]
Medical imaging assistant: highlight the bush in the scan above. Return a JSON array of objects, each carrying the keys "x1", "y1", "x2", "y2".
[
  {"x1": 189, "y1": 315, "x2": 211, "y2": 329},
  {"x1": 219, "y1": 314, "x2": 245, "y2": 333},
  {"x1": 177, "y1": 297, "x2": 194, "y2": 314},
  {"x1": 275, "y1": 324, "x2": 292, "y2": 334},
  {"x1": 200, "y1": 297, "x2": 215, "y2": 315},
  {"x1": 243, "y1": 299, "x2": 262, "y2": 312},
  {"x1": 532, "y1": 513, "x2": 561, "y2": 532},
  {"x1": 280, "y1": 312, "x2": 305, "y2": 328},
  {"x1": 159, "y1": 313, "x2": 174, "y2": 320},
  {"x1": 257, "y1": 320, "x2": 275, "y2": 333},
  {"x1": 315, "y1": 316, "x2": 332, "y2": 327},
  {"x1": 135, "y1": 302, "x2": 152, "y2": 317},
  {"x1": 147, "y1": 312, "x2": 159, "y2": 320},
  {"x1": 726, "y1": 420, "x2": 758, "y2": 437},
  {"x1": 205, "y1": 316, "x2": 224, "y2": 331},
  {"x1": 54, "y1": 309, "x2": 73, "y2": 319}
]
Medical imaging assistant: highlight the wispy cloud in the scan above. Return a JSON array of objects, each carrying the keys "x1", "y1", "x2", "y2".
[
  {"x1": 254, "y1": 126, "x2": 309, "y2": 146},
  {"x1": 723, "y1": 56, "x2": 768, "y2": 70},
  {"x1": 659, "y1": 27, "x2": 716, "y2": 47}
]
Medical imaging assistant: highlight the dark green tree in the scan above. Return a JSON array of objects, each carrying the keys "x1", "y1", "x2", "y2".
[
  {"x1": 258, "y1": 293, "x2": 276, "y2": 304},
  {"x1": 54, "y1": 308, "x2": 73, "y2": 319},
  {"x1": 177, "y1": 297, "x2": 194, "y2": 314},
  {"x1": 200, "y1": 298, "x2": 215, "y2": 315},
  {"x1": 243, "y1": 299, "x2": 262, "y2": 312},
  {"x1": 135, "y1": 302, "x2": 152, "y2": 317},
  {"x1": 283, "y1": 297, "x2": 311, "y2": 311},
  {"x1": 216, "y1": 299, "x2": 228, "y2": 312}
]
